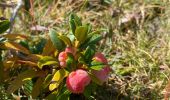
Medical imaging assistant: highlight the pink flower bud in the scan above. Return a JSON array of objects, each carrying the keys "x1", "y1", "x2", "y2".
[
  {"x1": 58, "y1": 51, "x2": 67, "y2": 62},
  {"x1": 59, "y1": 61, "x2": 66, "y2": 67},
  {"x1": 93, "y1": 52, "x2": 108, "y2": 64},
  {"x1": 93, "y1": 66, "x2": 111, "y2": 83},
  {"x1": 66, "y1": 69, "x2": 91, "y2": 93},
  {"x1": 58, "y1": 47, "x2": 76, "y2": 68},
  {"x1": 58, "y1": 51, "x2": 67, "y2": 67},
  {"x1": 65, "y1": 47, "x2": 76, "y2": 55},
  {"x1": 92, "y1": 52, "x2": 111, "y2": 84}
]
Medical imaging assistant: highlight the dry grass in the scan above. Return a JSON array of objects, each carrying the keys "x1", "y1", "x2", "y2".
[{"x1": 1, "y1": 0, "x2": 170, "y2": 99}]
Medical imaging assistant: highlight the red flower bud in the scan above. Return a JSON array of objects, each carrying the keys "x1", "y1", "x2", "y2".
[{"x1": 66, "y1": 69, "x2": 91, "y2": 93}]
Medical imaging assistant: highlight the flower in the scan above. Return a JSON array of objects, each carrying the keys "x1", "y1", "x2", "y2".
[
  {"x1": 58, "y1": 47, "x2": 76, "y2": 67},
  {"x1": 65, "y1": 47, "x2": 76, "y2": 55},
  {"x1": 93, "y1": 52, "x2": 108, "y2": 64},
  {"x1": 66, "y1": 69, "x2": 91, "y2": 93},
  {"x1": 93, "y1": 66, "x2": 111, "y2": 83},
  {"x1": 92, "y1": 52, "x2": 111, "y2": 84},
  {"x1": 58, "y1": 51, "x2": 67, "y2": 68}
]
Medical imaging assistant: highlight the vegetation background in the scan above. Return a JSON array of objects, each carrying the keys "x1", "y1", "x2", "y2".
[{"x1": 1, "y1": 0, "x2": 170, "y2": 99}]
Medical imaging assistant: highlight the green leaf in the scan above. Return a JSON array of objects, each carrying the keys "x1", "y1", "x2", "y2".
[
  {"x1": 87, "y1": 30, "x2": 100, "y2": 38},
  {"x1": 86, "y1": 23, "x2": 92, "y2": 34},
  {"x1": 69, "y1": 13, "x2": 82, "y2": 34},
  {"x1": 49, "y1": 69, "x2": 69, "y2": 91},
  {"x1": 90, "y1": 65, "x2": 104, "y2": 70},
  {"x1": 46, "y1": 91, "x2": 58, "y2": 100},
  {"x1": 70, "y1": 13, "x2": 82, "y2": 26},
  {"x1": 43, "y1": 74, "x2": 53, "y2": 89},
  {"x1": 57, "y1": 89, "x2": 70, "y2": 100},
  {"x1": 90, "y1": 60, "x2": 105, "y2": 70},
  {"x1": 81, "y1": 33, "x2": 102, "y2": 48},
  {"x1": 66, "y1": 53, "x2": 74, "y2": 67},
  {"x1": 49, "y1": 29, "x2": 65, "y2": 51},
  {"x1": 78, "y1": 55, "x2": 86, "y2": 64},
  {"x1": 37, "y1": 56, "x2": 58, "y2": 69},
  {"x1": 87, "y1": 34, "x2": 102, "y2": 45},
  {"x1": 69, "y1": 19, "x2": 76, "y2": 34},
  {"x1": 84, "y1": 46, "x2": 95, "y2": 61},
  {"x1": 83, "y1": 83, "x2": 97, "y2": 100},
  {"x1": 58, "y1": 35, "x2": 72, "y2": 46},
  {"x1": 23, "y1": 80, "x2": 33, "y2": 96},
  {"x1": 0, "y1": 20, "x2": 10, "y2": 34},
  {"x1": 7, "y1": 70, "x2": 38, "y2": 93},
  {"x1": 31, "y1": 78, "x2": 44, "y2": 99},
  {"x1": 75, "y1": 26, "x2": 88, "y2": 43}
]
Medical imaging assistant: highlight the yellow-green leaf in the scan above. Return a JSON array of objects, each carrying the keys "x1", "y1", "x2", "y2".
[
  {"x1": 37, "y1": 56, "x2": 58, "y2": 69},
  {"x1": 43, "y1": 74, "x2": 53, "y2": 89},
  {"x1": 49, "y1": 69, "x2": 69, "y2": 91},
  {"x1": 4, "y1": 41, "x2": 30, "y2": 54},
  {"x1": 58, "y1": 35, "x2": 72, "y2": 46},
  {"x1": 75, "y1": 26, "x2": 88, "y2": 43},
  {"x1": 49, "y1": 29, "x2": 65, "y2": 51},
  {"x1": 2, "y1": 34, "x2": 28, "y2": 40}
]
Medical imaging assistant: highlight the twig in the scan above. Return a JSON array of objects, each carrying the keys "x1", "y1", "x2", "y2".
[
  {"x1": 8, "y1": 0, "x2": 24, "y2": 33},
  {"x1": 0, "y1": 3, "x2": 15, "y2": 8}
]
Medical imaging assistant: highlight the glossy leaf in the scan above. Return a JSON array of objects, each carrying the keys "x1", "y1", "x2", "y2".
[
  {"x1": 58, "y1": 35, "x2": 72, "y2": 46},
  {"x1": 57, "y1": 89, "x2": 70, "y2": 100},
  {"x1": 82, "y1": 34, "x2": 102, "y2": 48},
  {"x1": 70, "y1": 13, "x2": 82, "y2": 26},
  {"x1": 3, "y1": 41, "x2": 30, "y2": 54},
  {"x1": 3, "y1": 34, "x2": 28, "y2": 40},
  {"x1": 43, "y1": 74, "x2": 53, "y2": 89},
  {"x1": 49, "y1": 69, "x2": 69, "y2": 91},
  {"x1": 75, "y1": 26, "x2": 88, "y2": 43},
  {"x1": 46, "y1": 91, "x2": 58, "y2": 100},
  {"x1": 69, "y1": 19, "x2": 76, "y2": 34},
  {"x1": 69, "y1": 13, "x2": 82, "y2": 34},
  {"x1": 37, "y1": 56, "x2": 58, "y2": 69},
  {"x1": 66, "y1": 54, "x2": 74, "y2": 67},
  {"x1": 23, "y1": 80, "x2": 33, "y2": 96},
  {"x1": 0, "y1": 20, "x2": 10, "y2": 34},
  {"x1": 49, "y1": 29, "x2": 65, "y2": 51},
  {"x1": 84, "y1": 46, "x2": 95, "y2": 61},
  {"x1": 90, "y1": 60, "x2": 105, "y2": 70}
]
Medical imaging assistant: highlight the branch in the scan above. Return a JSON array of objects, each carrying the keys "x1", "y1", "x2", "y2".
[
  {"x1": 8, "y1": 0, "x2": 24, "y2": 33},
  {"x1": 0, "y1": 3, "x2": 15, "y2": 8}
]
